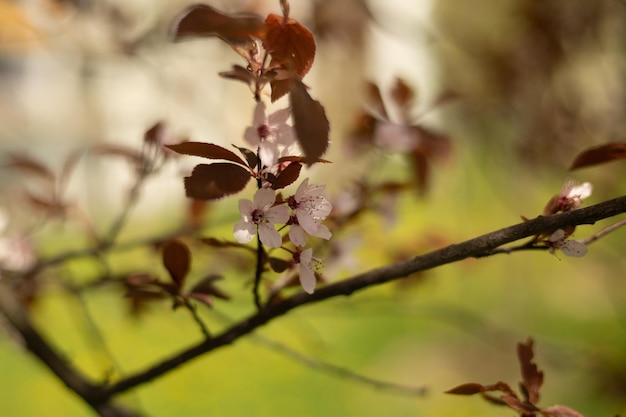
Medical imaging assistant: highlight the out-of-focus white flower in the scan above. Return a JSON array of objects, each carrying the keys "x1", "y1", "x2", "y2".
[
  {"x1": 0, "y1": 208, "x2": 36, "y2": 275},
  {"x1": 548, "y1": 229, "x2": 587, "y2": 258},
  {"x1": 244, "y1": 102, "x2": 296, "y2": 168},
  {"x1": 233, "y1": 188, "x2": 289, "y2": 248},
  {"x1": 287, "y1": 179, "x2": 332, "y2": 246}
]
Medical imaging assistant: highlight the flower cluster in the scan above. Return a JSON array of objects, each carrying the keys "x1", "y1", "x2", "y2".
[
  {"x1": 244, "y1": 101, "x2": 297, "y2": 169},
  {"x1": 233, "y1": 181, "x2": 332, "y2": 294}
]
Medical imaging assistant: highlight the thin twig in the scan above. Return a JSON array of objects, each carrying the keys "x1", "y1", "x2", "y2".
[{"x1": 581, "y1": 216, "x2": 626, "y2": 245}]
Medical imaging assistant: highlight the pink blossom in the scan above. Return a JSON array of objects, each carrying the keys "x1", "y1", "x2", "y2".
[
  {"x1": 287, "y1": 179, "x2": 332, "y2": 246},
  {"x1": 233, "y1": 188, "x2": 289, "y2": 248},
  {"x1": 295, "y1": 248, "x2": 316, "y2": 294},
  {"x1": 544, "y1": 179, "x2": 592, "y2": 215},
  {"x1": 548, "y1": 229, "x2": 587, "y2": 258},
  {"x1": 244, "y1": 102, "x2": 295, "y2": 168}
]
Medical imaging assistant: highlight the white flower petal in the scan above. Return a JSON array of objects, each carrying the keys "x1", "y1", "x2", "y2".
[
  {"x1": 259, "y1": 142, "x2": 279, "y2": 167},
  {"x1": 561, "y1": 241, "x2": 588, "y2": 257},
  {"x1": 268, "y1": 107, "x2": 291, "y2": 125},
  {"x1": 298, "y1": 249, "x2": 315, "y2": 294},
  {"x1": 568, "y1": 182, "x2": 592, "y2": 200},
  {"x1": 243, "y1": 126, "x2": 260, "y2": 147},
  {"x1": 253, "y1": 188, "x2": 276, "y2": 209},
  {"x1": 238, "y1": 199, "x2": 254, "y2": 219},
  {"x1": 549, "y1": 229, "x2": 566, "y2": 242},
  {"x1": 252, "y1": 101, "x2": 268, "y2": 127},
  {"x1": 311, "y1": 224, "x2": 332, "y2": 240},
  {"x1": 258, "y1": 223, "x2": 282, "y2": 248},
  {"x1": 266, "y1": 205, "x2": 289, "y2": 224},
  {"x1": 233, "y1": 220, "x2": 256, "y2": 243},
  {"x1": 296, "y1": 210, "x2": 319, "y2": 235},
  {"x1": 289, "y1": 225, "x2": 307, "y2": 247}
]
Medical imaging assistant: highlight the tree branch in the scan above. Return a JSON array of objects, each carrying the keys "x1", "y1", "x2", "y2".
[{"x1": 97, "y1": 194, "x2": 626, "y2": 400}]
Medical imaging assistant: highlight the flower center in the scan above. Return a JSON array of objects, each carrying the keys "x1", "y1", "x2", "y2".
[
  {"x1": 251, "y1": 209, "x2": 265, "y2": 224},
  {"x1": 257, "y1": 124, "x2": 270, "y2": 140}
]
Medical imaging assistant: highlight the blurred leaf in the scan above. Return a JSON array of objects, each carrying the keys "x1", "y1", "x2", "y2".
[
  {"x1": 289, "y1": 79, "x2": 330, "y2": 165},
  {"x1": 187, "y1": 199, "x2": 210, "y2": 229},
  {"x1": 188, "y1": 275, "x2": 230, "y2": 306},
  {"x1": 6, "y1": 153, "x2": 55, "y2": 184},
  {"x1": 569, "y1": 142, "x2": 626, "y2": 170},
  {"x1": 184, "y1": 163, "x2": 252, "y2": 200},
  {"x1": 390, "y1": 77, "x2": 415, "y2": 114},
  {"x1": 365, "y1": 82, "x2": 388, "y2": 119},
  {"x1": 166, "y1": 142, "x2": 247, "y2": 166},
  {"x1": 269, "y1": 257, "x2": 290, "y2": 273},
  {"x1": 501, "y1": 394, "x2": 539, "y2": 414},
  {"x1": 517, "y1": 338, "x2": 544, "y2": 403},
  {"x1": 269, "y1": 162, "x2": 301, "y2": 190},
  {"x1": 144, "y1": 121, "x2": 165, "y2": 145},
  {"x1": 171, "y1": 4, "x2": 266, "y2": 42},
  {"x1": 24, "y1": 191, "x2": 67, "y2": 218},
  {"x1": 92, "y1": 144, "x2": 143, "y2": 166},
  {"x1": 162, "y1": 239, "x2": 191, "y2": 289},
  {"x1": 541, "y1": 405, "x2": 586, "y2": 417},
  {"x1": 445, "y1": 383, "x2": 486, "y2": 395},
  {"x1": 219, "y1": 65, "x2": 256, "y2": 87}
]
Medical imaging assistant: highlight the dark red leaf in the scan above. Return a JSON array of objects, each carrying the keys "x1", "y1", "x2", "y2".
[
  {"x1": 166, "y1": 142, "x2": 247, "y2": 166},
  {"x1": 270, "y1": 162, "x2": 301, "y2": 190},
  {"x1": 289, "y1": 79, "x2": 330, "y2": 165},
  {"x1": 517, "y1": 338, "x2": 544, "y2": 403},
  {"x1": 162, "y1": 239, "x2": 191, "y2": 289},
  {"x1": 278, "y1": 155, "x2": 331, "y2": 164},
  {"x1": 184, "y1": 163, "x2": 252, "y2": 200},
  {"x1": 187, "y1": 199, "x2": 210, "y2": 229},
  {"x1": 189, "y1": 274, "x2": 230, "y2": 302},
  {"x1": 501, "y1": 395, "x2": 540, "y2": 414},
  {"x1": 172, "y1": 4, "x2": 266, "y2": 42},
  {"x1": 232, "y1": 145, "x2": 258, "y2": 168},
  {"x1": 569, "y1": 142, "x2": 626, "y2": 170},
  {"x1": 200, "y1": 237, "x2": 256, "y2": 252},
  {"x1": 445, "y1": 383, "x2": 486, "y2": 395}
]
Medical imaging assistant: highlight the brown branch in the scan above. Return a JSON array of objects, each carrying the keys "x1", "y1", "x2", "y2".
[{"x1": 96, "y1": 194, "x2": 626, "y2": 401}]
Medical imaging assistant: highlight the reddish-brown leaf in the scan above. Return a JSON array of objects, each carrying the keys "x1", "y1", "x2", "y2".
[
  {"x1": 184, "y1": 163, "x2": 252, "y2": 200},
  {"x1": 264, "y1": 13, "x2": 315, "y2": 101},
  {"x1": 187, "y1": 199, "x2": 210, "y2": 229},
  {"x1": 501, "y1": 395, "x2": 540, "y2": 414},
  {"x1": 289, "y1": 79, "x2": 330, "y2": 165},
  {"x1": 569, "y1": 142, "x2": 626, "y2": 170},
  {"x1": 366, "y1": 82, "x2": 389, "y2": 119},
  {"x1": 263, "y1": 14, "x2": 315, "y2": 77},
  {"x1": 92, "y1": 144, "x2": 143, "y2": 165},
  {"x1": 166, "y1": 142, "x2": 247, "y2": 166},
  {"x1": 269, "y1": 257, "x2": 290, "y2": 273},
  {"x1": 162, "y1": 239, "x2": 191, "y2": 289},
  {"x1": 172, "y1": 4, "x2": 266, "y2": 41},
  {"x1": 24, "y1": 192, "x2": 67, "y2": 218},
  {"x1": 189, "y1": 274, "x2": 230, "y2": 302},
  {"x1": 445, "y1": 383, "x2": 486, "y2": 395},
  {"x1": 270, "y1": 162, "x2": 301, "y2": 190},
  {"x1": 517, "y1": 338, "x2": 544, "y2": 404},
  {"x1": 541, "y1": 405, "x2": 586, "y2": 417}
]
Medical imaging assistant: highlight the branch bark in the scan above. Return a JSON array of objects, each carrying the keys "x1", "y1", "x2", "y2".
[
  {"x1": 97, "y1": 194, "x2": 626, "y2": 401},
  {"x1": 3, "y1": 195, "x2": 626, "y2": 412}
]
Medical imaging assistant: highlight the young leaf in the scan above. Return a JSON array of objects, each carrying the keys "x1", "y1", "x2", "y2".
[
  {"x1": 263, "y1": 14, "x2": 315, "y2": 77},
  {"x1": 144, "y1": 121, "x2": 165, "y2": 145},
  {"x1": 166, "y1": 142, "x2": 247, "y2": 166},
  {"x1": 219, "y1": 65, "x2": 256, "y2": 87},
  {"x1": 6, "y1": 153, "x2": 56, "y2": 185},
  {"x1": 569, "y1": 142, "x2": 626, "y2": 170},
  {"x1": 232, "y1": 145, "x2": 259, "y2": 168},
  {"x1": 171, "y1": 4, "x2": 266, "y2": 42},
  {"x1": 184, "y1": 163, "x2": 252, "y2": 200},
  {"x1": 188, "y1": 275, "x2": 230, "y2": 306},
  {"x1": 162, "y1": 239, "x2": 191, "y2": 289},
  {"x1": 263, "y1": 13, "x2": 315, "y2": 101},
  {"x1": 517, "y1": 338, "x2": 544, "y2": 404},
  {"x1": 269, "y1": 162, "x2": 301, "y2": 190},
  {"x1": 289, "y1": 79, "x2": 330, "y2": 165}
]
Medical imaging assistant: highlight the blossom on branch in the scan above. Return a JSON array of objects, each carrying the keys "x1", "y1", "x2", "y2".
[
  {"x1": 244, "y1": 101, "x2": 296, "y2": 168},
  {"x1": 233, "y1": 188, "x2": 289, "y2": 248},
  {"x1": 547, "y1": 229, "x2": 587, "y2": 258},
  {"x1": 294, "y1": 248, "x2": 317, "y2": 294},
  {"x1": 287, "y1": 179, "x2": 332, "y2": 246},
  {"x1": 544, "y1": 179, "x2": 593, "y2": 215}
]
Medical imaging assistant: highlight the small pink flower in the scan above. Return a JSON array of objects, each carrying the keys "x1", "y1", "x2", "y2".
[
  {"x1": 295, "y1": 248, "x2": 316, "y2": 294},
  {"x1": 244, "y1": 102, "x2": 295, "y2": 168},
  {"x1": 233, "y1": 188, "x2": 289, "y2": 248},
  {"x1": 548, "y1": 229, "x2": 587, "y2": 258},
  {"x1": 287, "y1": 179, "x2": 332, "y2": 246},
  {"x1": 544, "y1": 180, "x2": 592, "y2": 215}
]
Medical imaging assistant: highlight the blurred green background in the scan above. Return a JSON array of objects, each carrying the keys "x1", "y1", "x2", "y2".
[{"x1": 1, "y1": 0, "x2": 626, "y2": 416}]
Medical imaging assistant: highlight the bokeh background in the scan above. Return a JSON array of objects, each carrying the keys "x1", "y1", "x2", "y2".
[{"x1": 1, "y1": 0, "x2": 626, "y2": 416}]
